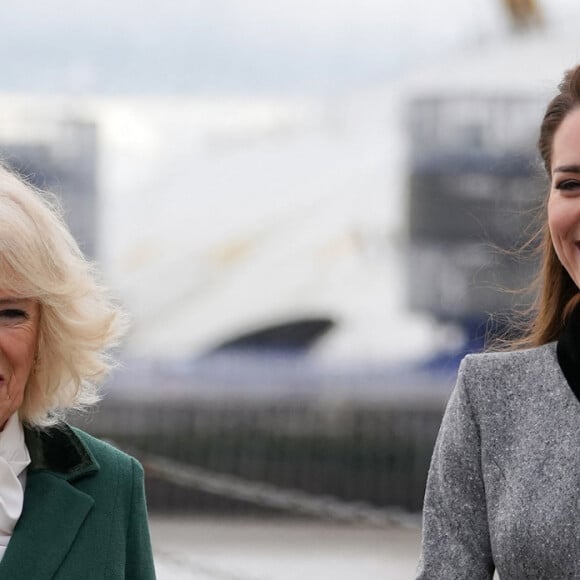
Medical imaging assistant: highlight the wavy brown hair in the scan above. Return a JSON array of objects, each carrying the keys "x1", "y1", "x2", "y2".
[{"x1": 514, "y1": 64, "x2": 580, "y2": 347}]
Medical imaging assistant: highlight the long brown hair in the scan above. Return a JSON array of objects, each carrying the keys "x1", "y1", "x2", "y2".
[{"x1": 514, "y1": 65, "x2": 580, "y2": 347}]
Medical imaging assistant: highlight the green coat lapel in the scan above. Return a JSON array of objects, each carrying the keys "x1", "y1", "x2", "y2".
[
  {"x1": 0, "y1": 425, "x2": 100, "y2": 578},
  {"x1": 0, "y1": 472, "x2": 94, "y2": 578}
]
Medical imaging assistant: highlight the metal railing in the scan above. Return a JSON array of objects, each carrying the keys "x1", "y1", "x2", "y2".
[{"x1": 73, "y1": 356, "x2": 455, "y2": 518}]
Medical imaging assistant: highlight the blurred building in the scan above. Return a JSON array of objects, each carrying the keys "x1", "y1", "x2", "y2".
[
  {"x1": 0, "y1": 116, "x2": 98, "y2": 259},
  {"x1": 403, "y1": 29, "x2": 580, "y2": 346},
  {"x1": 406, "y1": 93, "x2": 545, "y2": 338}
]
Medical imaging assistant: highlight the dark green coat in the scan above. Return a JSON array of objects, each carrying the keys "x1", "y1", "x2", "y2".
[{"x1": 0, "y1": 425, "x2": 156, "y2": 579}]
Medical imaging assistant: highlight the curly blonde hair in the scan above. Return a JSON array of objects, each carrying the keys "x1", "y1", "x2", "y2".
[{"x1": 0, "y1": 165, "x2": 127, "y2": 427}]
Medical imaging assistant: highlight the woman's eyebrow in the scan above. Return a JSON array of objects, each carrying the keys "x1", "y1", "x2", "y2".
[
  {"x1": 553, "y1": 164, "x2": 580, "y2": 174},
  {"x1": 0, "y1": 298, "x2": 28, "y2": 306}
]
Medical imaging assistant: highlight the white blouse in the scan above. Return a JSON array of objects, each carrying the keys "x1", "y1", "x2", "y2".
[{"x1": 0, "y1": 413, "x2": 30, "y2": 561}]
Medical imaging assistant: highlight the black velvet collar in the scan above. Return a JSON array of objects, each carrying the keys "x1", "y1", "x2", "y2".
[
  {"x1": 24, "y1": 424, "x2": 99, "y2": 481},
  {"x1": 556, "y1": 305, "x2": 580, "y2": 401}
]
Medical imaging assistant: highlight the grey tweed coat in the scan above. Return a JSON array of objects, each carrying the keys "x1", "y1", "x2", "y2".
[{"x1": 416, "y1": 341, "x2": 580, "y2": 579}]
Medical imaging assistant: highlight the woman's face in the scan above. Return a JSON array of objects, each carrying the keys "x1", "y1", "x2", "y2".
[
  {"x1": 548, "y1": 107, "x2": 580, "y2": 288},
  {"x1": 0, "y1": 291, "x2": 39, "y2": 430}
]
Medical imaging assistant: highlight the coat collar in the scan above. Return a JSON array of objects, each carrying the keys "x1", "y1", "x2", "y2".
[
  {"x1": 24, "y1": 423, "x2": 99, "y2": 480},
  {"x1": 0, "y1": 424, "x2": 99, "y2": 578}
]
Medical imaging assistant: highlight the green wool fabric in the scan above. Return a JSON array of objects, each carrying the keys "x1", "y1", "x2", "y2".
[{"x1": 0, "y1": 425, "x2": 156, "y2": 579}]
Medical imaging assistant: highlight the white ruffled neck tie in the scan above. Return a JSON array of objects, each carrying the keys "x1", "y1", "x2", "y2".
[{"x1": 0, "y1": 413, "x2": 30, "y2": 562}]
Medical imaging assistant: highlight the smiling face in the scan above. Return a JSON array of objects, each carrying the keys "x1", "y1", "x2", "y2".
[
  {"x1": 0, "y1": 292, "x2": 39, "y2": 430},
  {"x1": 548, "y1": 107, "x2": 580, "y2": 289}
]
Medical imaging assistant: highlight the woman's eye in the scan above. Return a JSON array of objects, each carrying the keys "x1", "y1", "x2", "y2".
[
  {"x1": 556, "y1": 179, "x2": 580, "y2": 191},
  {"x1": 0, "y1": 309, "x2": 27, "y2": 319}
]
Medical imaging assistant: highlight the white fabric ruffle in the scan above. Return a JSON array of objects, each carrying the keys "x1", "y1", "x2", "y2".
[{"x1": 0, "y1": 413, "x2": 30, "y2": 561}]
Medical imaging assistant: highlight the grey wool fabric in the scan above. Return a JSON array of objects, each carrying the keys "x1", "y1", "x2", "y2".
[{"x1": 416, "y1": 342, "x2": 580, "y2": 579}]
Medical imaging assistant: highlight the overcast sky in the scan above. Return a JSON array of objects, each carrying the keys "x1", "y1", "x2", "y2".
[{"x1": 1, "y1": 0, "x2": 566, "y2": 94}]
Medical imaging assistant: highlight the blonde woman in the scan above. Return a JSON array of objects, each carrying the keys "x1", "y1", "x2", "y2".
[{"x1": 0, "y1": 166, "x2": 154, "y2": 578}]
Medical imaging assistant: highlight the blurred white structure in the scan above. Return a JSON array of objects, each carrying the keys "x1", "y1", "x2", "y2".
[
  {"x1": 93, "y1": 93, "x2": 435, "y2": 362},
  {"x1": 2, "y1": 16, "x2": 578, "y2": 364},
  {"x1": 0, "y1": 92, "x2": 436, "y2": 363}
]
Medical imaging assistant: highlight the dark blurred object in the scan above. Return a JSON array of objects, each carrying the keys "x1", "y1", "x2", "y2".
[{"x1": 208, "y1": 318, "x2": 334, "y2": 354}]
